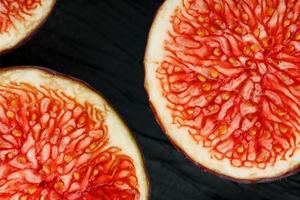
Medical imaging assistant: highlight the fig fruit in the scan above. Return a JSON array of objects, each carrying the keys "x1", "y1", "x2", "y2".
[
  {"x1": 0, "y1": 67, "x2": 149, "y2": 199},
  {"x1": 145, "y1": 0, "x2": 300, "y2": 182},
  {"x1": 0, "y1": 0, "x2": 56, "y2": 53}
]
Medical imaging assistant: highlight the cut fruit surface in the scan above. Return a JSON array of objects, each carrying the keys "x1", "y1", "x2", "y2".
[
  {"x1": 145, "y1": 0, "x2": 300, "y2": 182},
  {"x1": 0, "y1": 67, "x2": 149, "y2": 199},
  {"x1": 0, "y1": 0, "x2": 56, "y2": 53}
]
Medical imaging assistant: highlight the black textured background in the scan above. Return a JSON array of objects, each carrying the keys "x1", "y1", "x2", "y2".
[{"x1": 1, "y1": 1, "x2": 300, "y2": 200}]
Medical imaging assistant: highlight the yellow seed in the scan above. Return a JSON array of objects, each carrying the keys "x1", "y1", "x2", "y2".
[
  {"x1": 73, "y1": 172, "x2": 81, "y2": 180},
  {"x1": 214, "y1": 3, "x2": 222, "y2": 11},
  {"x1": 267, "y1": 7, "x2": 274, "y2": 16},
  {"x1": 202, "y1": 83, "x2": 212, "y2": 91},
  {"x1": 243, "y1": 46, "x2": 251, "y2": 56},
  {"x1": 28, "y1": 186, "x2": 37, "y2": 194},
  {"x1": 78, "y1": 116, "x2": 86, "y2": 124},
  {"x1": 246, "y1": 60, "x2": 253, "y2": 67},
  {"x1": 242, "y1": 13, "x2": 249, "y2": 21},
  {"x1": 249, "y1": 129, "x2": 257, "y2": 136},
  {"x1": 52, "y1": 105, "x2": 58, "y2": 112},
  {"x1": 12, "y1": 129, "x2": 22, "y2": 137},
  {"x1": 210, "y1": 69, "x2": 219, "y2": 78},
  {"x1": 197, "y1": 74, "x2": 207, "y2": 82},
  {"x1": 261, "y1": 37, "x2": 270, "y2": 47},
  {"x1": 206, "y1": 95, "x2": 213, "y2": 102},
  {"x1": 203, "y1": 140, "x2": 212, "y2": 147},
  {"x1": 64, "y1": 155, "x2": 73, "y2": 163},
  {"x1": 197, "y1": 29, "x2": 206, "y2": 37},
  {"x1": 31, "y1": 113, "x2": 37, "y2": 121},
  {"x1": 213, "y1": 48, "x2": 222, "y2": 56},
  {"x1": 190, "y1": 133, "x2": 203, "y2": 142},
  {"x1": 215, "y1": 19, "x2": 222, "y2": 26},
  {"x1": 253, "y1": 28, "x2": 260, "y2": 37},
  {"x1": 244, "y1": 161, "x2": 252, "y2": 167},
  {"x1": 97, "y1": 154, "x2": 108, "y2": 163},
  {"x1": 208, "y1": 104, "x2": 218, "y2": 111},
  {"x1": 285, "y1": 31, "x2": 291, "y2": 40},
  {"x1": 234, "y1": 27, "x2": 243, "y2": 34},
  {"x1": 66, "y1": 126, "x2": 73, "y2": 132},
  {"x1": 231, "y1": 159, "x2": 242, "y2": 167},
  {"x1": 210, "y1": 26, "x2": 217, "y2": 33},
  {"x1": 174, "y1": 66, "x2": 182, "y2": 72},
  {"x1": 229, "y1": 57, "x2": 237, "y2": 64},
  {"x1": 11, "y1": 100, "x2": 18, "y2": 107},
  {"x1": 279, "y1": 125, "x2": 288, "y2": 133},
  {"x1": 42, "y1": 164, "x2": 50, "y2": 174},
  {"x1": 115, "y1": 181, "x2": 124, "y2": 186},
  {"x1": 17, "y1": 156, "x2": 27, "y2": 164},
  {"x1": 6, "y1": 111, "x2": 14, "y2": 118},
  {"x1": 284, "y1": 19, "x2": 290, "y2": 27},
  {"x1": 54, "y1": 181, "x2": 65, "y2": 191},
  {"x1": 237, "y1": 145, "x2": 244, "y2": 153},
  {"x1": 221, "y1": 92, "x2": 230, "y2": 101},
  {"x1": 20, "y1": 196, "x2": 27, "y2": 200},
  {"x1": 88, "y1": 142, "x2": 98, "y2": 151},
  {"x1": 250, "y1": 43, "x2": 260, "y2": 52},
  {"x1": 275, "y1": 146, "x2": 282, "y2": 153},
  {"x1": 208, "y1": 134, "x2": 216, "y2": 141},
  {"x1": 295, "y1": 34, "x2": 300, "y2": 41},
  {"x1": 218, "y1": 124, "x2": 228, "y2": 135},
  {"x1": 198, "y1": 15, "x2": 206, "y2": 23},
  {"x1": 187, "y1": 109, "x2": 194, "y2": 115},
  {"x1": 250, "y1": 71, "x2": 258, "y2": 77},
  {"x1": 91, "y1": 131, "x2": 103, "y2": 140},
  {"x1": 276, "y1": 109, "x2": 285, "y2": 116}
]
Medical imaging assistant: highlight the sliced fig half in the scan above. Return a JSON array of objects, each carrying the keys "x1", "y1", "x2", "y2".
[
  {"x1": 0, "y1": 67, "x2": 149, "y2": 199},
  {"x1": 0, "y1": 0, "x2": 56, "y2": 53},
  {"x1": 145, "y1": 0, "x2": 300, "y2": 182}
]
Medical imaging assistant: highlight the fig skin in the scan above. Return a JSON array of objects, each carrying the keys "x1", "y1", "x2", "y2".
[
  {"x1": 143, "y1": 0, "x2": 300, "y2": 183},
  {"x1": 0, "y1": 66, "x2": 150, "y2": 199},
  {"x1": 0, "y1": 0, "x2": 57, "y2": 54}
]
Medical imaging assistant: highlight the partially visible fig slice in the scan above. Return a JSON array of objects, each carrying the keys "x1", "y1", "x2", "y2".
[
  {"x1": 0, "y1": 0, "x2": 56, "y2": 53},
  {"x1": 145, "y1": 0, "x2": 300, "y2": 182},
  {"x1": 0, "y1": 67, "x2": 149, "y2": 199}
]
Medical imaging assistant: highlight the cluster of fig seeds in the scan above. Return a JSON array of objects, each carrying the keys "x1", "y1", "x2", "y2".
[
  {"x1": 0, "y1": 0, "x2": 41, "y2": 33},
  {"x1": 157, "y1": 0, "x2": 300, "y2": 168},
  {"x1": 0, "y1": 83, "x2": 139, "y2": 199}
]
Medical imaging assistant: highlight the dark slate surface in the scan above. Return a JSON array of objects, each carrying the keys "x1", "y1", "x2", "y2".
[{"x1": 1, "y1": 1, "x2": 299, "y2": 199}]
